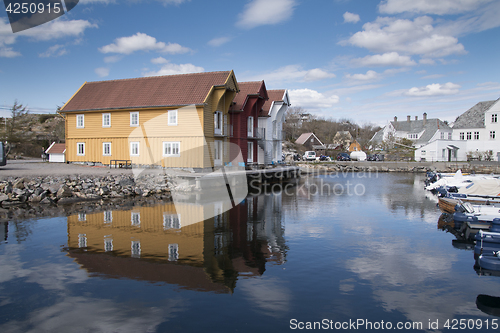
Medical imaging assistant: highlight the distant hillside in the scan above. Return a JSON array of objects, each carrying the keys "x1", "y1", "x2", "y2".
[{"x1": 0, "y1": 113, "x2": 65, "y2": 158}]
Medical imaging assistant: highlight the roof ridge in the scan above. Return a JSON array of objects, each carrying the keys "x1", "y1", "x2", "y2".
[{"x1": 86, "y1": 70, "x2": 232, "y2": 84}]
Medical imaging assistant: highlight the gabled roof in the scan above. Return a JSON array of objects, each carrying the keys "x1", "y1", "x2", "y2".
[
  {"x1": 45, "y1": 142, "x2": 66, "y2": 154},
  {"x1": 295, "y1": 132, "x2": 324, "y2": 145},
  {"x1": 371, "y1": 117, "x2": 451, "y2": 144},
  {"x1": 261, "y1": 90, "x2": 287, "y2": 116},
  {"x1": 230, "y1": 81, "x2": 268, "y2": 111},
  {"x1": 61, "y1": 71, "x2": 235, "y2": 112},
  {"x1": 453, "y1": 99, "x2": 498, "y2": 129}
]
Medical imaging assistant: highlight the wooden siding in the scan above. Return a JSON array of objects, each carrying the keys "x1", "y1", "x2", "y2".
[{"x1": 67, "y1": 202, "x2": 206, "y2": 263}]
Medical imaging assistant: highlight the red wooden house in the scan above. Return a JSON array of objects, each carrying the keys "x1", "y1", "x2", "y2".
[{"x1": 229, "y1": 81, "x2": 269, "y2": 165}]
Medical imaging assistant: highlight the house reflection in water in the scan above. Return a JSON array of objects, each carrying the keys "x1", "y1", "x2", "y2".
[{"x1": 65, "y1": 192, "x2": 287, "y2": 293}]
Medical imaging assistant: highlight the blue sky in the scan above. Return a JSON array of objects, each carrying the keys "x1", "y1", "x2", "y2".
[{"x1": 1, "y1": 0, "x2": 500, "y2": 126}]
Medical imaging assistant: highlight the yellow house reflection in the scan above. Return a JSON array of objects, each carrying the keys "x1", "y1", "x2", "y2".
[{"x1": 66, "y1": 192, "x2": 288, "y2": 293}]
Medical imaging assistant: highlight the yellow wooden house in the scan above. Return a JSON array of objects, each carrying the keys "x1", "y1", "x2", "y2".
[{"x1": 59, "y1": 71, "x2": 239, "y2": 171}]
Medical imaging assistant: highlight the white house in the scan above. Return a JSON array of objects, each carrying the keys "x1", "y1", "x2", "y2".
[
  {"x1": 45, "y1": 142, "x2": 66, "y2": 163},
  {"x1": 371, "y1": 113, "x2": 452, "y2": 149},
  {"x1": 257, "y1": 90, "x2": 291, "y2": 164},
  {"x1": 415, "y1": 98, "x2": 500, "y2": 162}
]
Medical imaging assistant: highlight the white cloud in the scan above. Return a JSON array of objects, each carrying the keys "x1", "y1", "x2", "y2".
[
  {"x1": 343, "y1": 12, "x2": 360, "y2": 23},
  {"x1": 103, "y1": 55, "x2": 122, "y2": 63},
  {"x1": 143, "y1": 60, "x2": 204, "y2": 76},
  {"x1": 288, "y1": 88, "x2": 339, "y2": 109},
  {"x1": 405, "y1": 82, "x2": 460, "y2": 96},
  {"x1": 249, "y1": 65, "x2": 335, "y2": 83},
  {"x1": 19, "y1": 19, "x2": 97, "y2": 41},
  {"x1": 352, "y1": 52, "x2": 417, "y2": 67},
  {"x1": 99, "y1": 33, "x2": 191, "y2": 55},
  {"x1": 95, "y1": 67, "x2": 110, "y2": 77},
  {"x1": 208, "y1": 37, "x2": 231, "y2": 47},
  {"x1": 150, "y1": 56, "x2": 169, "y2": 64},
  {"x1": 419, "y1": 58, "x2": 435, "y2": 65},
  {"x1": 345, "y1": 70, "x2": 379, "y2": 81},
  {"x1": 379, "y1": 0, "x2": 493, "y2": 15},
  {"x1": 39, "y1": 44, "x2": 67, "y2": 57},
  {"x1": 344, "y1": 16, "x2": 466, "y2": 58},
  {"x1": 236, "y1": 0, "x2": 297, "y2": 29},
  {"x1": 0, "y1": 18, "x2": 95, "y2": 57}
]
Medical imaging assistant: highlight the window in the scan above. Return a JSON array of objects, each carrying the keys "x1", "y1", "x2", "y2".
[
  {"x1": 421, "y1": 150, "x2": 426, "y2": 156},
  {"x1": 214, "y1": 140, "x2": 222, "y2": 165},
  {"x1": 131, "y1": 241, "x2": 141, "y2": 258},
  {"x1": 168, "y1": 244, "x2": 179, "y2": 261},
  {"x1": 130, "y1": 112, "x2": 139, "y2": 127},
  {"x1": 440, "y1": 132, "x2": 445, "y2": 139},
  {"x1": 77, "y1": 142, "x2": 85, "y2": 156},
  {"x1": 78, "y1": 213, "x2": 86, "y2": 222},
  {"x1": 492, "y1": 114, "x2": 498, "y2": 123},
  {"x1": 490, "y1": 131, "x2": 496, "y2": 139},
  {"x1": 247, "y1": 116, "x2": 254, "y2": 137},
  {"x1": 466, "y1": 132, "x2": 472, "y2": 140},
  {"x1": 474, "y1": 131, "x2": 480, "y2": 140},
  {"x1": 247, "y1": 142, "x2": 254, "y2": 163},
  {"x1": 131, "y1": 212, "x2": 140, "y2": 226},
  {"x1": 102, "y1": 113, "x2": 111, "y2": 127},
  {"x1": 76, "y1": 114, "x2": 84, "y2": 128},
  {"x1": 104, "y1": 211, "x2": 112, "y2": 223},
  {"x1": 214, "y1": 111, "x2": 223, "y2": 135},
  {"x1": 448, "y1": 132, "x2": 452, "y2": 140},
  {"x1": 103, "y1": 142, "x2": 111, "y2": 156},
  {"x1": 78, "y1": 234, "x2": 87, "y2": 248},
  {"x1": 130, "y1": 142, "x2": 139, "y2": 156},
  {"x1": 104, "y1": 237, "x2": 113, "y2": 252},
  {"x1": 460, "y1": 132, "x2": 464, "y2": 140},
  {"x1": 163, "y1": 142, "x2": 180, "y2": 157},
  {"x1": 163, "y1": 214, "x2": 181, "y2": 229},
  {"x1": 168, "y1": 110, "x2": 177, "y2": 126}
]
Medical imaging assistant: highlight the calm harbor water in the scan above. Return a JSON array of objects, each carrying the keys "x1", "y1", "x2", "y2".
[{"x1": 1, "y1": 172, "x2": 500, "y2": 332}]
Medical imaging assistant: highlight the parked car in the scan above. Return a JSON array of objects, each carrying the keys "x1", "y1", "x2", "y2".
[
  {"x1": 303, "y1": 151, "x2": 316, "y2": 161},
  {"x1": 318, "y1": 155, "x2": 331, "y2": 161},
  {"x1": 336, "y1": 152, "x2": 351, "y2": 161},
  {"x1": 367, "y1": 154, "x2": 384, "y2": 161}
]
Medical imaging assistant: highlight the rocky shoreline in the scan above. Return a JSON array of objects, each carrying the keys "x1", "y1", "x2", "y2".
[
  {"x1": 297, "y1": 162, "x2": 500, "y2": 174},
  {"x1": 0, "y1": 174, "x2": 173, "y2": 222}
]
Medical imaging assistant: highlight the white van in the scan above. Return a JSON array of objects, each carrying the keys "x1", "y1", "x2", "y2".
[{"x1": 303, "y1": 151, "x2": 316, "y2": 161}]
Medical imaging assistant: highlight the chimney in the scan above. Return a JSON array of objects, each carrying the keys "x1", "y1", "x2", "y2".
[
  {"x1": 394, "y1": 116, "x2": 397, "y2": 122},
  {"x1": 407, "y1": 115, "x2": 411, "y2": 123},
  {"x1": 423, "y1": 112, "x2": 427, "y2": 125},
  {"x1": 415, "y1": 116, "x2": 418, "y2": 120}
]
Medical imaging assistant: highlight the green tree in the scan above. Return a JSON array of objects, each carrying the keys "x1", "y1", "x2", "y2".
[{"x1": 7, "y1": 100, "x2": 29, "y2": 144}]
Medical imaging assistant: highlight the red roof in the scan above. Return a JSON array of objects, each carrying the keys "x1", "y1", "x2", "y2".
[
  {"x1": 230, "y1": 81, "x2": 266, "y2": 111},
  {"x1": 46, "y1": 143, "x2": 66, "y2": 154},
  {"x1": 261, "y1": 89, "x2": 285, "y2": 116},
  {"x1": 61, "y1": 71, "x2": 234, "y2": 112}
]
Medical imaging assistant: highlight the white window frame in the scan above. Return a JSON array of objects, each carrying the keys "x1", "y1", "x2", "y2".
[
  {"x1": 492, "y1": 114, "x2": 498, "y2": 123},
  {"x1": 77, "y1": 142, "x2": 85, "y2": 156},
  {"x1": 466, "y1": 132, "x2": 472, "y2": 140},
  {"x1": 168, "y1": 110, "x2": 178, "y2": 126},
  {"x1": 460, "y1": 132, "x2": 464, "y2": 140},
  {"x1": 247, "y1": 141, "x2": 254, "y2": 163},
  {"x1": 163, "y1": 141, "x2": 180, "y2": 157},
  {"x1": 474, "y1": 131, "x2": 480, "y2": 140},
  {"x1": 490, "y1": 131, "x2": 496, "y2": 139},
  {"x1": 130, "y1": 142, "x2": 139, "y2": 156},
  {"x1": 131, "y1": 212, "x2": 141, "y2": 226},
  {"x1": 247, "y1": 116, "x2": 254, "y2": 137},
  {"x1": 440, "y1": 132, "x2": 445, "y2": 139},
  {"x1": 102, "y1": 113, "x2": 111, "y2": 128},
  {"x1": 76, "y1": 114, "x2": 84, "y2": 128},
  {"x1": 214, "y1": 111, "x2": 223, "y2": 135},
  {"x1": 168, "y1": 243, "x2": 179, "y2": 261},
  {"x1": 103, "y1": 142, "x2": 111, "y2": 156},
  {"x1": 130, "y1": 112, "x2": 139, "y2": 127},
  {"x1": 163, "y1": 213, "x2": 181, "y2": 230},
  {"x1": 103, "y1": 211, "x2": 113, "y2": 223}
]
